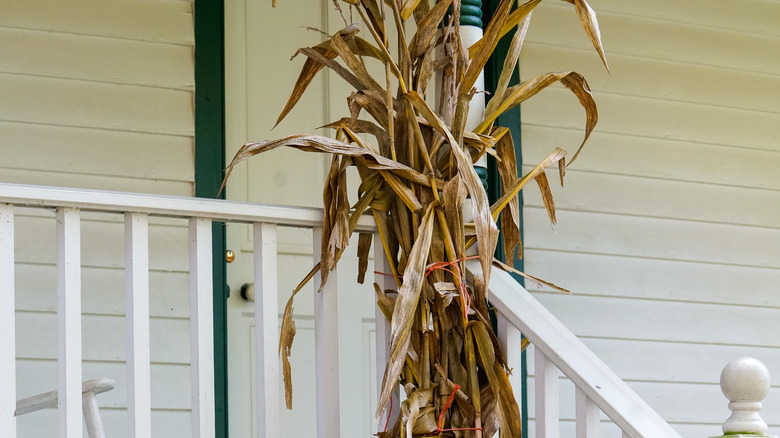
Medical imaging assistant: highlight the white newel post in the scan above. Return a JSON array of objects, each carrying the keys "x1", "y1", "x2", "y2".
[{"x1": 714, "y1": 357, "x2": 776, "y2": 438}]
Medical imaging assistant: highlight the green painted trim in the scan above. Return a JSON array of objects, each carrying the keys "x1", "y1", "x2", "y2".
[
  {"x1": 194, "y1": 1, "x2": 228, "y2": 437},
  {"x1": 482, "y1": 0, "x2": 527, "y2": 436}
]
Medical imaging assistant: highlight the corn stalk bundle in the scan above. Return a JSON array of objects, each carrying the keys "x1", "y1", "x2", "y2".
[{"x1": 223, "y1": 0, "x2": 608, "y2": 436}]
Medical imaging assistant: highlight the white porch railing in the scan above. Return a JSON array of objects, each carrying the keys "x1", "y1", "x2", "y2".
[{"x1": 0, "y1": 182, "x2": 685, "y2": 437}]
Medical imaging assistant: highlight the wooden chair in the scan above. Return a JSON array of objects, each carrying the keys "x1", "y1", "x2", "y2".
[{"x1": 15, "y1": 378, "x2": 115, "y2": 438}]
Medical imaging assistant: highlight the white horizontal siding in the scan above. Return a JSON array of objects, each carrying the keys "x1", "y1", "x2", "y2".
[
  {"x1": 520, "y1": 0, "x2": 780, "y2": 436},
  {"x1": 2, "y1": 1, "x2": 196, "y2": 434}
]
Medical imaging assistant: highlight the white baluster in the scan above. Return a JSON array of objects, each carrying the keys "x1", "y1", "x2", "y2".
[
  {"x1": 0, "y1": 204, "x2": 15, "y2": 436},
  {"x1": 373, "y1": 233, "x2": 398, "y2": 432},
  {"x1": 189, "y1": 218, "x2": 215, "y2": 438},
  {"x1": 717, "y1": 357, "x2": 776, "y2": 437},
  {"x1": 576, "y1": 387, "x2": 600, "y2": 437},
  {"x1": 125, "y1": 213, "x2": 151, "y2": 437},
  {"x1": 312, "y1": 227, "x2": 340, "y2": 438},
  {"x1": 57, "y1": 207, "x2": 82, "y2": 437},
  {"x1": 497, "y1": 314, "x2": 523, "y2": 406},
  {"x1": 535, "y1": 349, "x2": 559, "y2": 438},
  {"x1": 253, "y1": 222, "x2": 279, "y2": 438}
]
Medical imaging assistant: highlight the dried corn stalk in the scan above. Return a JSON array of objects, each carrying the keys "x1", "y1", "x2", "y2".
[{"x1": 224, "y1": 0, "x2": 607, "y2": 436}]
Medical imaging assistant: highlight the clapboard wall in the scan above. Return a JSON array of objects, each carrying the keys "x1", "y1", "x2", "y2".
[
  {"x1": 0, "y1": 1, "x2": 195, "y2": 436},
  {"x1": 519, "y1": 0, "x2": 780, "y2": 436}
]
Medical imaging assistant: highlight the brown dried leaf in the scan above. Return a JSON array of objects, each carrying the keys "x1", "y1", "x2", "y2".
[
  {"x1": 357, "y1": 233, "x2": 373, "y2": 283},
  {"x1": 374, "y1": 283, "x2": 396, "y2": 322},
  {"x1": 493, "y1": 258, "x2": 571, "y2": 294},
  {"x1": 461, "y1": 0, "x2": 513, "y2": 95},
  {"x1": 484, "y1": 12, "x2": 532, "y2": 119},
  {"x1": 495, "y1": 131, "x2": 522, "y2": 262},
  {"x1": 276, "y1": 24, "x2": 360, "y2": 126},
  {"x1": 376, "y1": 203, "x2": 437, "y2": 422},
  {"x1": 491, "y1": 148, "x2": 566, "y2": 221},
  {"x1": 400, "y1": 0, "x2": 424, "y2": 21},
  {"x1": 222, "y1": 135, "x2": 444, "y2": 195},
  {"x1": 279, "y1": 262, "x2": 321, "y2": 409},
  {"x1": 534, "y1": 172, "x2": 557, "y2": 226},
  {"x1": 560, "y1": 0, "x2": 609, "y2": 71},
  {"x1": 409, "y1": 0, "x2": 452, "y2": 59}
]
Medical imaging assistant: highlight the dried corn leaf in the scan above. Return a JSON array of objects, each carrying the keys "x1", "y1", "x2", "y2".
[
  {"x1": 534, "y1": 172, "x2": 557, "y2": 226},
  {"x1": 221, "y1": 135, "x2": 444, "y2": 195},
  {"x1": 357, "y1": 233, "x2": 373, "y2": 283},
  {"x1": 374, "y1": 282, "x2": 397, "y2": 322},
  {"x1": 484, "y1": 12, "x2": 532, "y2": 119},
  {"x1": 400, "y1": 0, "x2": 423, "y2": 21},
  {"x1": 280, "y1": 262, "x2": 321, "y2": 409},
  {"x1": 276, "y1": 24, "x2": 360, "y2": 126},
  {"x1": 377, "y1": 203, "x2": 437, "y2": 422},
  {"x1": 461, "y1": 0, "x2": 513, "y2": 95},
  {"x1": 496, "y1": 132, "x2": 522, "y2": 263},
  {"x1": 560, "y1": 0, "x2": 609, "y2": 71},
  {"x1": 476, "y1": 71, "x2": 597, "y2": 144},
  {"x1": 406, "y1": 91, "x2": 499, "y2": 299},
  {"x1": 409, "y1": 0, "x2": 452, "y2": 59},
  {"x1": 493, "y1": 258, "x2": 571, "y2": 294},
  {"x1": 491, "y1": 148, "x2": 566, "y2": 221}
]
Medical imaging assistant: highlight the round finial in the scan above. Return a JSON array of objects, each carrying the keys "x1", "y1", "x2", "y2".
[{"x1": 719, "y1": 357, "x2": 771, "y2": 435}]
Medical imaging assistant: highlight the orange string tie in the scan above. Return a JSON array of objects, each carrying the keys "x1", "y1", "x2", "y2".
[
  {"x1": 430, "y1": 384, "x2": 482, "y2": 435},
  {"x1": 425, "y1": 256, "x2": 479, "y2": 319}
]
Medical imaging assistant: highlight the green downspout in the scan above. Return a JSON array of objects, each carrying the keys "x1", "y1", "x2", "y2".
[
  {"x1": 193, "y1": 1, "x2": 229, "y2": 437},
  {"x1": 477, "y1": 1, "x2": 529, "y2": 436}
]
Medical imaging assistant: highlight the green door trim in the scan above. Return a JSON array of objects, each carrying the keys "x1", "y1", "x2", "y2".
[
  {"x1": 193, "y1": 1, "x2": 229, "y2": 437},
  {"x1": 481, "y1": 1, "x2": 528, "y2": 436}
]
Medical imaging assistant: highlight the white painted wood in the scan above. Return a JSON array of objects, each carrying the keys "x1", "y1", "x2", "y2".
[
  {"x1": 496, "y1": 314, "x2": 523, "y2": 409},
  {"x1": 15, "y1": 377, "x2": 115, "y2": 416},
  {"x1": 576, "y1": 387, "x2": 600, "y2": 438},
  {"x1": 82, "y1": 392, "x2": 107, "y2": 438},
  {"x1": 312, "y1": 226, "x2": 340, "y2": 438},
  {"x1": 0, "y1": 27, "x2": 193, "y2": 90},
  {"x1": 0, "y1": 204, "x2": 15, "y2": 436},
  {"x1": 0, "y1": 121, "x2": 193, "y2": 182},
  {"x1": 0, "y1": 183, "x2": 375, "y2": 231},
  {"x1": 125, "y1": 212, "x2": 151, "y2": 438},
  {"x1": 468, "y1": 261, "x2": 681, "y2": 437},
  {"x1": 253, "y1": 222, "x2": 280, "y2": 438},
  {"x1": 0, "y1": 0, "x2": 194, "y2": 44},
  {"x1": 57, "y1": 207, "x2": 82, "y2": 438},
  {"x1": 188, "y1": 217, "x2": 215, "y2": 438},
  {"x1": 0, "y1": 73, "x2": 193, "y2": 136},
  {"x1": 719, "y1": 357, "x2": 771, "y2": 436},
  {"x1": 373, "y1": 232, "x2": 399, "y2": 431},
  {"x1": 535, "y1": 349, "x2": 559, "y2": 438}
]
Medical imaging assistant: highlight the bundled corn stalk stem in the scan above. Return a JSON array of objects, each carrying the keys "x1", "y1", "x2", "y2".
[{"x1": 224, "y1": 0, "x2": 607, "y2": 436}]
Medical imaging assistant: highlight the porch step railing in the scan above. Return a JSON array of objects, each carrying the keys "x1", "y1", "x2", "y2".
[{"x1": 0, "y1": 182, "x2": 685, "y2": 437}]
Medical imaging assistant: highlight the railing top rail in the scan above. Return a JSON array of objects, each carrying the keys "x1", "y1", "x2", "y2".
[
  {"x1": 0, "y1": 183, "x2": 376, "y2": 231},
  {"x1": 466, "y1": 260, "x2": 683, "y2": 438}
]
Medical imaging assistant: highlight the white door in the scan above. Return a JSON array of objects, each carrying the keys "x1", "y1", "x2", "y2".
[{"x1": 224, "y1": 1, "x2": 378, "y2": 436}]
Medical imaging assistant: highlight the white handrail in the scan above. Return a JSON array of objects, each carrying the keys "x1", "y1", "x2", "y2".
[
  {"x1": 467, "y1": 260, "x2": 682, "y2": 438},
  {"x1": 0, "y1": 182, "x2": 375, "y2": 230}
]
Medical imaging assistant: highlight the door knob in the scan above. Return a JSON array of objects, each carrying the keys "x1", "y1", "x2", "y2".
[{"x1": 225, "y1": 249, "x2": 235, "y2": 263}]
